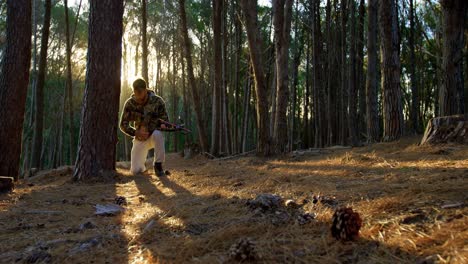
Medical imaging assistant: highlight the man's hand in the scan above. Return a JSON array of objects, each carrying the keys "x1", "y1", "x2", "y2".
[
  {"x1": 135, "y1": 127, "x2": 149, "y2": 141},
  {"x1": 160, "y1": 124, "x2": 167, "y2": 130}
]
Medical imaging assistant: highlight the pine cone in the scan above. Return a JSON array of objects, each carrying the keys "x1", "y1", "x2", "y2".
[
  {"x1": 114, "y1": 196, "x2": 127, "y2": 206},
  {"x1": 331, "y1": 207, "x2": 362, "y2": 241},
  {"x1": 229, "y1": 238, "x2": 258, "y2": 261}
]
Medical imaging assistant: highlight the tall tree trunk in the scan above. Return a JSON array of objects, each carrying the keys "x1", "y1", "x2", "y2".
[
  {"x1": 73, "y1": 0, "x2": 124, "y2": 180},
  {"x1": 366, "y1": 0, "x2": 379, "y2": 142},
  {"x1": 241, "y1": 71, "x2": 252, "y2": 153},
  {"x1": 290, "y1": 4, "x2": 303, "y2": 151},
  {"x1": 303, "y1": 33, "x2": 310, "y2": 148},
  {"x1": 312, "y1": 0, "x2": 324, "y2": 148},
  {"x1": 325, "y1": 0, "x2": 333, "y2": 146},
  {"x1": 348, "y1": 0, "x2": 358, "y2": 146},
  {"x1": 357, "y1": 0, "x2": 366, "y2": 139},
  {"x1": 211, "y1": 0, "x2": 222, "y2": 156},
  {"x1": 379, "y1": 0, "x2": 403, "y2": 141},
  {"x1": 172, "y1": 33, "x2": 178, "y2": 153},
  {"x1": 222, "y1": 0, "x2": 232, "y2": 155},
  {"x1": 233, "y1": 1, "x2": 241, "y2": 153},
  {"x1": 64, "y1": 0, "x2": 76, "y2": 165},
  {"x1": 141, "y1": 0, "x2": 149, "y2": 83},
  {"x1": 340, "y1": 0, "x2": 348, "y2": 146},
  {"x1": 180, "y1": 42, "x2": 191, "y2": 144},
  {"x1": 121, "y1": 40, "x2": 131, "y2": 161},
  {"x1": 31, "y1": 0, "x2": 51, "y2": 169},
  {"x1": 0, "y1": 0, "x2": 32, "y2": 179},
  {"x1": 23, "y1": 0, "x2": 39, "y2": 173},
  {"x1": 439, "y1": 0, "x2": 467, "y2": 116},
  {"x1": 409, "y1": 0, "x2": 419, "y2": 133},
  {"x1": 179, "y1": 0, "x2": 210, "y2": 153},
  {"x1": 273, "y1": 0, "x2": 293, "y2": 153},
  {"x1": 240, "y1": 0, "x2": 272, "y2": 156}
]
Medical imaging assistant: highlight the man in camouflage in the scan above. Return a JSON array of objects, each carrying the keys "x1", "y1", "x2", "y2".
[{"x1": 120, "y1": 78, "x2": 169, "y2": 177}]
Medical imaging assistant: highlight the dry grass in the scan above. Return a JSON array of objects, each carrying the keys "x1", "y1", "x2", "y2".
[{"x1": 0, "y1": 137, "x2": 467, "y2": 263}]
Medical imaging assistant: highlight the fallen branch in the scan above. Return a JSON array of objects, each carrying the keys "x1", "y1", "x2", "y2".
[
  {"x1": 202, "y1": 152, "x2": 217, "y2": 159},
  {"x1": 213, "y1": 150, "x2": 256, "y2": 161},
  {"x1": 24, "y1": 210, "x2": 65, "y2": 215},
  {"x1": 26, "y1": 166, "x2": 73, "y2": 182}
]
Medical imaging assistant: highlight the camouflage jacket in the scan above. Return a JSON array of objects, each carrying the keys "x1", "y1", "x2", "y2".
[{"x1": 119, "y1": 90, "x2": 169, "y2": 137}]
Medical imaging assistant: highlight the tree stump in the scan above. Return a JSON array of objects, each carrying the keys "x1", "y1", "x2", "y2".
[
  {"x1": 420, "y1": 115, "x2": 468, "y2": 145},
  {"x1": 0, "y1": 176, "x2": 14, "y2": 193}
]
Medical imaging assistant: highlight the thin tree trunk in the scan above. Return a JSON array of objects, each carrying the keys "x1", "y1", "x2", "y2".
[
  {"x1": 303, "y1": 33, "x2": 310, "y2": 148},
  {"x1": 64, "y1": 0, "x2": 76, "y2": 165},
  {"x1": 326, "y1": 0, "x2": 333, "y2": 146},
  {"x1": 340, "y1": 0, "x2": 348, "y2": 146},
  {"x1": 179, "y1": 0, "x2": 209, "y2": 153},
  {"x1": 172, "y1": 33, "x2": 178, "y2": 153},
  {"x1": 73, "y1": 0, "x2": 124, "y2": 180},
  {"x1": 357, "y1": 0, "x2": 366, "y2": 139},
  {"x1": 290, "y1": 0, "x2": 302, "y2": 151},
  {"x1": 241, "y1": 70, "x2": 252, "y2": 153},
  {"x1": 211, "y1": 0, "x2": 222, "y2": 156},
  {"x1": 348, "y1": 0, "x2": 358, "y2": 146},
  {"x1": 312, "y1": 0, "x2": 324, "y2": 148},
  {"x1": 141, "y1": 0, "x2": 149, "y2": 82},
  {"x1": 234, "y1": 1, "x2": 241, "y2": 153},
  {"x1": 0, "y1": 0, "x2": 32, "y2": 179},
  {"x1": 180, "y1": 42, "x2": 191, "y2": 144},
  {"x1": 409, "y1": 0, "x2": 419, "y2": 133},
  {"x1": 32, "y1": 0, "x2": 51, "y2": 169},
  {"x1": 24, "y1": 0, "x2": 39, "y2": 173}
]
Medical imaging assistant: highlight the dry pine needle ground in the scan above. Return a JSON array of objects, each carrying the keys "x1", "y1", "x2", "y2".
[{"x1": 0, "y1": 137, "x2": 466, "y2": 263}]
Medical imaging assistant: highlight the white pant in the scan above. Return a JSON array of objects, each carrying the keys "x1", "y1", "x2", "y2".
[{"x1": 130, "y1": 130, "x2": 165, "y2": 175}]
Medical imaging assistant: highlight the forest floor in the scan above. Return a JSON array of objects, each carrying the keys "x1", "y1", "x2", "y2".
[{"x1": 0, "y1": 137, "x2": 467, "y2": 264}]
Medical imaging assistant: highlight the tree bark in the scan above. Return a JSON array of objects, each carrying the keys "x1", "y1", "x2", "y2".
[
  {"x1": 179, "y1": 0, "x2": 210, "y2": 153},
  {"x1": 141, "y1": 0, "x2": 149, "y2": 83},
  {"x1": 31, "y1": 0, "x2": 51, "y2": 169},
  {"x1": 303, "y1": 33, "x2": 311, "y2": 148},
  {"x1": 172, "y1": 32, "x2": 178, "y2": 153},
  {"x1": 348, "y1": 0, "x2": 358, "y2": 146},
  {"x1": 366, "y1": 0, "x2": 380, "y2": 142},
  {"x1": 233, "y1": 1, "x2": 242, "y2": 153},
  {"x1": 241, "y1": 69, "x2": 252, "y2": 153},
  {"x1": 439, "y1": 0, "x2": 467, "y2": 116},
  {"x1": 64, "y1": 0, "x2": 76, "y2": 165},
  {"x1": 240, "y1": 0, "x2": 272, "y2": 156},
  {"x1": 73, "y1": 0, "x2": 124, "y2": 180},
  {"x1": 211, "y1": 0, "x2": 222, "y2": 156},
  {"x1": 409, "y1": 0, "x2": 420, "y2": 133},
  {"x1": 0, "y1": 0, "x2": 32, "y2": 180},
  {"x1": 310, "y1": 0, "x2": 322, "y2": 148},
  {"x1": 273, "y1": 0, "x2": 293, "y2": 153},
  {"x1": 325, "y1": 0, "x2": 334, "y2": 146},
  {"x1": 356, "y1": 0, "x2": 366, "y2": 139},
  {"x1": 290, "y1": 0, "x2": 303, "y2": 151},
  {"x1": 379, "y1": 0, "x2": 403, "y2": 141},
  {"x1": 340, "y1": 0, "x2": 348, "y2": 146}
]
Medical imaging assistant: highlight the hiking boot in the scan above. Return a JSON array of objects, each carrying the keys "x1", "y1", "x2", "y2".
[{"x1": 154, "y1": 162, "x2": 165, "y2": 177}]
